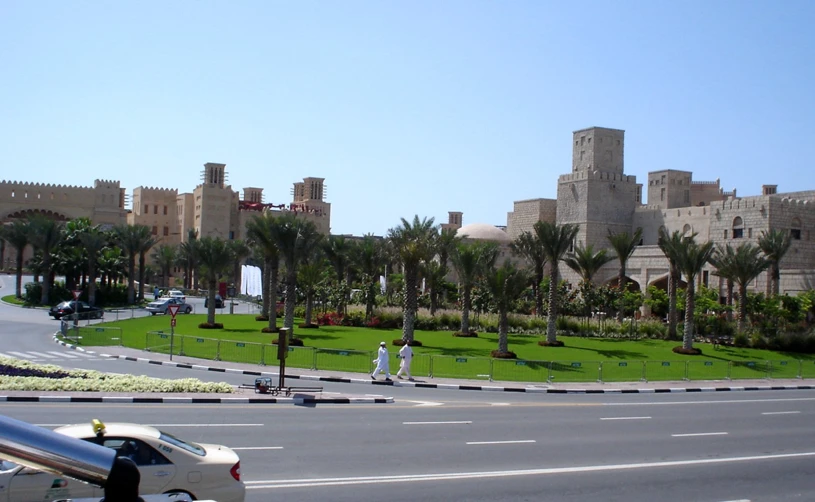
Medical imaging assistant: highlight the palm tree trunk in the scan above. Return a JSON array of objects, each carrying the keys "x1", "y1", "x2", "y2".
[
  {"x1": 284, "y1": 269, "x2": 296, "y2": 333},
  {"x1": 682, "y1": 280, "x2": 696, "y2": 350},
  {"x1": 305, "y1": 293, "x2": 313, "y2": 325},
  {"x1": 207, "y1": 279, "x2": 217, "y2": 325},
  {"x1": 616, "y1": 266, "x2": 626, "y2": 322},
  {"x1": 737, "y1": 283, "x2": 747, "y2": 334},
  {"x1": 40, "y1": 255, "x2": 51, "y2": 305},
  {"x1": 267, "y1": 264, "x2": 279, "y2": 333},
  {"x1": 667, "y1": 267, "x2": 678, "y2": 340},
  {"x1": 772, "y1": 263, "x2": 780, "y2": 296},
  {"x1": 138, "y1": 252, "x2": 146, "y2": 302},
  {"x1": 15, "y1": 253, "x2": 24, "y2": 299},
  {"x1": 498, "y1": 309, "x2": 509, "y2": 353},
  {"x1": 261, "y1": 258, "x2": 271, "y2": 317},
  {"x1": 402, "y1": 264, "x2": 418, "y2": 344},
  {"x1": 365, "y1": 281, "x2": 375, "y2": 321},
  {"x1": 546, "y1": 268, "x2": 559, "y2": 344},
  {"x1": 88, "y1": 262, "x2": 97, "y2": 306},
  {"x1": 726, "y1": 279, "x2": 734, "y2": 322},
  {"x1": 127, "y1": 256, "x2": 136, "y2": 304},
  {"x1": 460, "y1": 287, "x2": 471, "y2": 334},
  {"x1": 535, "y1": 266, "x2": 544, "y2": 317}
]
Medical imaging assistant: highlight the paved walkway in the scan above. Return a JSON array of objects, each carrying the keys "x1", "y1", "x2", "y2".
[{"x1": 55, "y1": 336, "x2": 815, "y2": 395}]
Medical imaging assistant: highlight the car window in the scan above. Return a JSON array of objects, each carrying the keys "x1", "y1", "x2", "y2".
[
  {"x1": 85, "y1": 437, "x2": 171, "y2": 466},
  {"x1": 159, "y1": 431, "x2": 206, "y2": 456},
  {"x1": 0, "y1": 459, "x2": 18, "y2": 472}
]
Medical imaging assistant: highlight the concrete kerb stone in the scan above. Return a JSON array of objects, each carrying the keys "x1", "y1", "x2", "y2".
[{"x1": 50, "y1": 334, "x2": 815, "y2": 395}]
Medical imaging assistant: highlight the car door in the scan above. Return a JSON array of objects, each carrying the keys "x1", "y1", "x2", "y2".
[
  {"x1": 7, "y1": 465, "x2": 95, "y2": 502},
  {"x1": 102, "y1": 437, "x2": 177, "y2": 494}
]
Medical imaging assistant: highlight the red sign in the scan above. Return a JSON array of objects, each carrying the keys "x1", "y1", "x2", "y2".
[
  {"x1": 167, "y1": 304, "x2": 180, "y2": 318},
  {"x1": 72, "y1": 290, "x2": 82, "y2": 300},
  {"x1": 170, "y1": 318, "x2": 177, "y2": 327}
]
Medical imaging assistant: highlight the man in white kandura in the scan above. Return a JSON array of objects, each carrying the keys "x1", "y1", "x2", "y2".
[
  {"x1": 371, "y1": 341, "x2": 392, "y2": 381},
  {"x1": 396, "y1": 343, "x2": 414, "y2": 381}
]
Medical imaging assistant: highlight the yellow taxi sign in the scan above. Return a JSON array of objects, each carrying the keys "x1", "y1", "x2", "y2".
[{"x1": 92, "y1": 419, "x2": 106, "y2": 436}]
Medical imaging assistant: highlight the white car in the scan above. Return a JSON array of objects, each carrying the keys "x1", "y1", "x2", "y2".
[
  {"x1": 146, "y1": 298, "x2": 193, "y2": 316},
  {"x1": 166, "y1": 290, "x2": 186, "y2": 302},
  {"x1": 0, "y1": 420, "x2": 245, "y2": 502}
]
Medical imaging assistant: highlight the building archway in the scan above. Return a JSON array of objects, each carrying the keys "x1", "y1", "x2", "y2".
[
  {"x1": 606, "y1": 276, "x2": 641, "y2": 292},
  {"x1": 2, "y1": 209, "x2": 69, "y2": 223}
]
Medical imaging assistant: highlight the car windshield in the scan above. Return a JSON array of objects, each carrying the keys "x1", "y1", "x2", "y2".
[
  {"x1": 0, "y1": 460, "x2": 18, "y2": 472},
  {"x1": 159, "y1": 431, "x2": 206, "y2": 456}
]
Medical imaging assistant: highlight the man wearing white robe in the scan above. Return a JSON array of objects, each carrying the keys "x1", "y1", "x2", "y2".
[
  {"x1": 371, "y1": 341, "x2": 391, "y2": 381},
  {"x1": 396, "y1": 343, "x2": 413, "y2": 381}
]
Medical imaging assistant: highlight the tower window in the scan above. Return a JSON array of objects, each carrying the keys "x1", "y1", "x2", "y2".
[{"x1": 732, "y1": 217, "x2": 744, "y2": 239}]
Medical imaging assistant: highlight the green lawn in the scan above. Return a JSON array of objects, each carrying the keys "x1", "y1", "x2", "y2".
[
  {"x1": 2, "y1": 295, "x2": 25, "y2": 306},
  {"x1": 64, "y1": 313, "x2": 815, "y2": 383}
]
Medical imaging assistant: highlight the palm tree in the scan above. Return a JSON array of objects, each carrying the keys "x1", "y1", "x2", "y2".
[
  {"x1": 481, "y1": 260, "x2": 530, "y2": 357},
  {"x1": 709, "y1": 243, "x2": 735, "y2": 322},
  {"x1": 658, "y1": 228, "x2": 690, "y2": 340},
  {"x1": 354, "y1": 235, "x2": 387, "y2": 321},
  {"x1": 713, "y1": 243, "x2": 770, "y2": 334},
  {"x1": 28, "y1": 216, "x2": 64, "y2": 305},
  {"x1": 675, "y1": 237, "x2": 716, "y2": 353},
  {"x1": 79, "y1": 226, "x2": 108, "y2": 306},
  {"x1": 152, "y1": 244, "x2": 176, "y2": 288},
  {"x1": 2, "y1": 219, "x2": 30, "y2": 299},
  {"x1": 535, "y1": 222, "x2": 580, "y2": 346},
  {"x1": 434, "y1": 228, "x2": 462, "y2": 304},
  {"x1": 137, "y1": 230, "x2": 158, "y2": 302},
  {"x1": 510, "y1": 229, "x2": 547, "y2": 317},
  {"x1": 176, "y1": 229, "x2": 200, "y2": 290},
  {"x1": 226, "y1": 239, "x2": 251, "y2": 295},
  {"x1": 422, "y1": 260, "x2": 448, "y2": 316},
  {"x1": 564, "y1": 243, "x2": 615, "y2": 320},
  {"x1": 387, "y1": 215, "x2": 438, "y2": 345},
  {"x1": 271, "y1": 214, "x2": 322, "y2": 334},
  {"x1": 607, "y1": 227, "x2": 643, "y2": 322},
  {"x1": 196, "y1": 237, "x2": 233, "y2": 326},
  {"x1": 98, "y1": 246, "x2": 125, "y2": 288},
  {"x1": 758, "y1": 229, "x2": 792, "y2": 296},
  {"x1": 245, "y1": 213, "x2": 281, "y2": 330},
  {"x1": 298, "y1": 260, "x2": 327, "y2": 327},
  {"x1": 114, "y1": 224, "x2": 152, "y2": 305},
  {"x1": 451, "y1": 242, "x2": 499, "y2": 335}
]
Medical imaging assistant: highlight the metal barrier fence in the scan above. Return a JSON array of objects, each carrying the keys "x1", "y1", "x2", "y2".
[{"x1": 58, "y1": 329, "x2": 815, "y2": 383}]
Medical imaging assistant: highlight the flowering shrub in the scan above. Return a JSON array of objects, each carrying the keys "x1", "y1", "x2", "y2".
[{"x1": 317, "y1": 312, "x2": 344, "y2": 326}]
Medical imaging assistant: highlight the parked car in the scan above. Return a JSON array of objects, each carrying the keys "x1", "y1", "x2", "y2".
[
  {"x1": 48, "y1": 301, "x2": 104, "y2": 320},
  {"x1": 204, "y1": 294, "x2": 224, "y2": 309},
  {"x1": 146, "y1": 297, "x2": 193, "y2": 316},
  {"x1": 0, "y1": 419, "x2": 244, "y2": 502}
]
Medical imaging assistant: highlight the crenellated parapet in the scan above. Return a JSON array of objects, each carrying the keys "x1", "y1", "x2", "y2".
[{"x1": 558, "y1": 171, "x2": 637, "y2": 184}]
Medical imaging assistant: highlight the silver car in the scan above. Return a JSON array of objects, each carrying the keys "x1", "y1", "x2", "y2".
[{"x1": 145, "y1": 297, "x2": 193, "y2": 316}]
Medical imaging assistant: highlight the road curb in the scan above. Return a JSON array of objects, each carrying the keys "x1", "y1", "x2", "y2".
[
  {"x1": 53, "y1": 336, "x2": 815, "y2": 395},
  {"x1": 0, "y1": 395, "x2": 391, "y2": 405}
]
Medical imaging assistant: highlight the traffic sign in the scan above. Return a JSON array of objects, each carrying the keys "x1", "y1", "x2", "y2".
[
  {"x1": 72, "y1": 290, "x2": 82, "y2": 300},
  {"x1": 170, "y1": 318, "x2": 177, "y2": 327},
  {"x1": 167, "y1": 304, "x2": 180, "y2": 318}
]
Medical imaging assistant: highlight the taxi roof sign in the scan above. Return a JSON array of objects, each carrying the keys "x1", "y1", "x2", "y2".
[{"x1": 167, "y1": 304, "x2": 181, "y2": 317}]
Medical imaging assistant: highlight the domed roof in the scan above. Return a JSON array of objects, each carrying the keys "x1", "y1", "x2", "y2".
[{"x1": 456, "y1": 223, "x2": 511, "y2": 243}]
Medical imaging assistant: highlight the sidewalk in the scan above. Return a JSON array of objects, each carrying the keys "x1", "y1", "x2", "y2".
[{"x1": 55, "y1": 336, "x2": 815, "y2": 395}]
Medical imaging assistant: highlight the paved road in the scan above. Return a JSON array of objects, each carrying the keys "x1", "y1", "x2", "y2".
[{"x1": 1, "y1": 397, "x2": 814, "y2": 501}]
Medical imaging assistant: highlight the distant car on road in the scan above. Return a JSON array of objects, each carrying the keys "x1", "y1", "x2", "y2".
[
  {"x1": 146, "y1": 297, "x2": 193, "y2": 316},
  {"x1": 204, "y1": 294, "x2": 224, "y2": 309},
  {"x1": 48, "y1": 301, "x2": 104, "y2": 320},
  {"x1": 165, "y1": 289, "x2": 186, "y2": 302}
]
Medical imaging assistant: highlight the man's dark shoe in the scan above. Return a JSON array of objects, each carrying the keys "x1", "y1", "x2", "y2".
[{"x1": 385, "y1": 378, "x2": 392, "y2": 382}]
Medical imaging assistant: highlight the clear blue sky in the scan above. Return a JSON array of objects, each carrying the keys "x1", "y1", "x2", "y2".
[{"x1": 2, "y1": 1, "x2": 813, "y2": 236}]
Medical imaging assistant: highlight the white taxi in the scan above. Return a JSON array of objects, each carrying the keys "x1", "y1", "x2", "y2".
[{"x1": 0, "y1": 420, "x2": 245, "y2": 502}]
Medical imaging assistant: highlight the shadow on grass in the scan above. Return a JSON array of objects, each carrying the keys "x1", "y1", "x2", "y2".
[
  {"x1": 567, "y1": 345, "x2": 647, "y2": 359},
  {"x1": 419, "y1": 346, "x2": 494, "y2": 357}
]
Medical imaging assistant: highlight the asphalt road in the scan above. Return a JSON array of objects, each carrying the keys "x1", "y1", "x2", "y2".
[{"x1": 3, "y1": 274, "x2": 815, "y2": 501}]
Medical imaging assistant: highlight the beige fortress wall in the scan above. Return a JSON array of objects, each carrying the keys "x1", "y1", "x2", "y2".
[
  {"x1": 0, "y1": 179, "x2": 126, "y2": 225},
  {"x1": 193, "y1": 183, "x2": 239, "y2": 239},
  {"x1": 127, "y1": 187, "x2": 181, "y2": 246},
  {"x1": 634, "y1": 205, "x2": 712, "y2": 245},
  {"x1": 647, "y1": 170, "x2": 692, "y2": 209},
  {"x1": 506, "y1": 198, "x2": 556, "y2": 240},
  {"x1": 690, "y1": 180, "x2": 728, "y2": 207}
]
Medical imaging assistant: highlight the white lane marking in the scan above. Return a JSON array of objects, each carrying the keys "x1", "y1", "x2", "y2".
[
  {"x1": 403, "y1": 421, "x2": 472, "y2": 425},
  {"x1": 27, "y1": 351, "x2": 58, "y2": 359},
  {"x1": 466, "y1": 440, "x2": 536, "y2": 445},
  {"x1": 48, "y1": 351, "x2": 78, "y2": 358},
  {"x1": 7, "y1": 351, "x2": 36, "y2": 359},
  {"x1": 762, "y1": 411, "x2": 800, "y2": 415},
  {"x1": 404, "y1": 400, "x2": 444, "y2": 407},
  {"x1": 672, "y1": 432, "x2": 728, "y2": 437},
  {"x1": 604, "y1": 397, "x2": 815, "y2": 406},
  {"x1": 74, "y1": 352, "x2": 97, "y2": 358},
  {"x1": 244, "y1": 450, "x2": 815, "y2": 489},
  {"x1": 232, "y1": 447, "x2": 284, "y2": 450},
  {"x1": 491, "y1": 403, "x2": 511, "y2": 406},
  {"x1": 147, "y1": 423, "x2": 265, "y2": 427},
  {"x1": 600, "y1": 416, "x2": 652, "y2": 421}
]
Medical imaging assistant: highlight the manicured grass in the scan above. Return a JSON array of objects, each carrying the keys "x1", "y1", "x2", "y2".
[{"x1": 2, "y1": 295, "x2": 25, "y2": 306}]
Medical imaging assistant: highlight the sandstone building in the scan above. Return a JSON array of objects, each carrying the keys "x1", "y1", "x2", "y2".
[{"x1": 0, "y1": 163, "x2": 330, "y2": 268}]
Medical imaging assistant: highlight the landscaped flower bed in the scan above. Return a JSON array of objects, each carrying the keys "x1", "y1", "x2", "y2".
[{"x1": 0, "y1": 357, "x2": 233, "y2": 393}]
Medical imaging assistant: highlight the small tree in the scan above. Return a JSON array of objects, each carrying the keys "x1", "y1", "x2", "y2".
[
  {"x1": 481, "y1": 260, "x2": 529, "y2": 358},
  {"x1": 674, "y1": 237, "x2": 716, "y2": 354},
  {"x1": 536, "y1": 222, "x2": 580, "y2": 346},
  {"x1": 196, "y1": 237, "x2": 233, "y2": 327}
]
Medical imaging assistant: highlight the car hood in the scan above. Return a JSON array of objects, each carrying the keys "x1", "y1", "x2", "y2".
[{"x1": 147, "y1": 302, "x2": 166, "y2": 307}]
